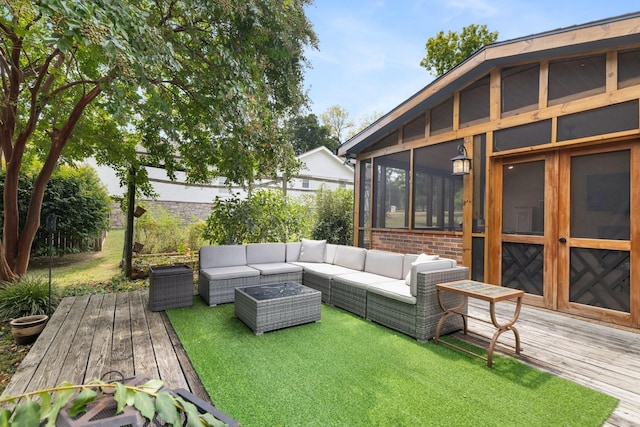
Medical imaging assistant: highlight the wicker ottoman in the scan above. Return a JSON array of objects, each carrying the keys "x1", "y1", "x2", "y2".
[
  {"x1": 149, "y1": 264, "x2": 194, "y2": 311},
  {"x1": 235, "y1": 282, "x2": 321, "y2": 335}
]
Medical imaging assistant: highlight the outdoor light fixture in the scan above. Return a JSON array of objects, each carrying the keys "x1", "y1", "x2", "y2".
[
  {"x1": 451, "y1": 144, "x2": 471, "y2": 176},
  {"x1": 133, "y1": 205, "x2": 146, "y2": 218}
]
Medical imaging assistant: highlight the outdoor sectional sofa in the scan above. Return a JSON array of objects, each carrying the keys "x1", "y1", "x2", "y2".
[{"x1": 198, "y1": 239, "x2": 468, "y2": 341}]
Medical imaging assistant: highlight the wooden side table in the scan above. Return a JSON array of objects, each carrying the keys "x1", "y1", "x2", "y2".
[{"x1": 434, "y1": 280, "x2": 524, "y2": 367}]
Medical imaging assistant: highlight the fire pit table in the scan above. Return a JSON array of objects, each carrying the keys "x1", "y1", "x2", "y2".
[{"x1": 235, "y1": 282, "x2": 321, "y2": 335}]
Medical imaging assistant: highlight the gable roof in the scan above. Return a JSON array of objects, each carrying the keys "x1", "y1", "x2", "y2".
[{"x1": 338, "y1": 11, "x2": 640, "y2": 157}]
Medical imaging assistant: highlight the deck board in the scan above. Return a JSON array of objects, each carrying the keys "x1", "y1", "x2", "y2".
[
  {"x1": 1, "y1": 290, "x2": 208, "y2": 403},
  {"x1": 454, "y1": 300, "x2": 640, "y2": 427}
]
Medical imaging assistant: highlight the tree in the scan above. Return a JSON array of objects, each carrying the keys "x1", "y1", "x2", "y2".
[
  {"x1": 0, "y1": 0, "x2": 317, "y2": 280},
  {"x1": 311, "y1": 186, "x2": 353, "y2": 245},
  {"x1": 420, "y1": 24, "x2": 498, "y2": 77},
  {"x1": 287, "y1": 114, "x2": 338, "y2": 154},
  {"x1": 320, "y1": 105, "x2": 354, "y2": 145}
]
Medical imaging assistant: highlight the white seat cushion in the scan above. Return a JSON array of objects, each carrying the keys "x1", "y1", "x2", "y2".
[
  {"x1": 368, "y1": 280, "x2": 417, "y2": 305},
  {"x1": 248, "y1": 262, "x2": 303, "y2": 275},
  {"x1": 332, "y1": 272, "x2": 393, "y2": 290},
  {"x1": 292, "y1": 262, "x2": 357, "y2": 278},
  {"x1": 201, "y1": 266, "x2": 260, "y2": 280}
]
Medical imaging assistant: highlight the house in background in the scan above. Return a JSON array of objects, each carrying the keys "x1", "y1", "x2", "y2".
[
  {"x1": 339, "y1": 12, "x2": 640, "y2": 329},
  {"x1": 89, "y1": 145, "x2": 354, "y2": 227}
]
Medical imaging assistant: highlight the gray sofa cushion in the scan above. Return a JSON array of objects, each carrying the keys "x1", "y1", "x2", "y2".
[
  {"x1": 200, "y1": 245, "x2": 247, "y2": 269},
  {"x1": 298, "y1": 239, "x2": 326, "y2": 262},
  {"x1": 292, "y1": 262, "x2": 357, "y2": 278},
  {"x1": 286, "y1": 242, "x2": 301, "y2": 262},
  {"x1": 364, "y1": 250, "x2": 404, "y2": 279},
  {"x1": 325, "y1": 243, "x2": 338, "y2": 264},
  {"x1": 403, "y1": 254, "x2": 418, "y2": 279},
  {"x1": 200, "y1": 265, "x2": 259, "y2": 280},
  {"x1": 248, "y1": 262, "x2": 303, "y2": 275},
  {"x1": 332, "y1": 271, "x2": 394, "y2": 289},
  {"x1": 367, "y1": 280, "x2": 417, "y2": 304},
  {"x1": 333, "y1": 246, "x2": 367, "y2": 271},
  {"x1": 246, "y1": 242, "x2": 286, "y2": 264}
]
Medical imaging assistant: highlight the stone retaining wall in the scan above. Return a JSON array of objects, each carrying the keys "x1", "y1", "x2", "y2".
[{"x1": 110, "y1": 200, "x2": 213, "y2": 228}]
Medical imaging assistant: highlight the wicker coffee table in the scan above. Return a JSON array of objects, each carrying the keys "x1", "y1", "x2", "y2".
[{"x1": 235, "y1": 282, "x2": 321, "y2": 335}]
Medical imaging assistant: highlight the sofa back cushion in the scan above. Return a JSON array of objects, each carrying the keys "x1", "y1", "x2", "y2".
[
  {"x1": 333, "y1": 246, "x2": 367, "y2": 271},
  {"x1": 246, "y1": 243, "x2": 286, "y2": 264},
  {"x1": 403, "y1": 254, "x2": 419, "y2": 279},
  {"x1": 325, "y1": 243, "x2": 338, "y2": 264},
  {"x1": 364, "y1": 250, "x2": 404, "y2": 279},
  {"x1": 286, "y1": 242, "x2": 301, "y2": 262},
  {"x1": 200, "y1": 245, "x2": 247, "y2": 269},
  {"x1": 298, "y1": 239, "x2": 326, "y2": 263}
]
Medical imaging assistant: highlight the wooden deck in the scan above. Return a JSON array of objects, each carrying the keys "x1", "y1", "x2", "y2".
[
  {"x1": 456, "y1": 300, "x2": 640, "y2": 427},
  {"x1": 3, "y1": 290, "x2": 640, "y2": 426},
  {"x1": 2, "y1": 290, "x2": 209, "y2": 402}
]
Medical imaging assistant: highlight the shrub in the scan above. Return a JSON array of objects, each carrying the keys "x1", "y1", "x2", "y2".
[
  {"x1": 133, "y1": 205, "x2": 188, "y2": 254},
  {"x1": 0, "y1": 164, "x2": 111, "y2": 256},
  {"x1": 203, "y1": 190, "x2": 313, "y2": 244},
  {"x1": 0, "y1": 275, "x2": 61, "y2": 319},
  {"x1": 311, "y1": 186, "x2": 354, "y2": 245}
]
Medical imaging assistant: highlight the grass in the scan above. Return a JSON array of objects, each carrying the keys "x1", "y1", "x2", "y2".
[
  {"x1": 28, "y1": 229, "x2": 125, "y2": 285},
  {"x1": 168, "y1": 301, "x2": 618, "y2": 427}
]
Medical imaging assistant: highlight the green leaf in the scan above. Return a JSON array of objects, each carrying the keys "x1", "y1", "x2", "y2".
[
  {"x1": 133, "y1": 392, "x2": 155, "y2": 421},
  {"x1": 114, "y1": 382, "x2": 128, "y2": 413},
  {"x1": 13, "y1": 400, "x2": 40, "y2": 427},
  {"x1": 66, "y1": 388, "x2": 97, "y2": 418},
  {"x1": 139, "y1": 378, "x2": 163, "y2": 393},
  {"x1": 37, "y1": 391, "x2": 52, "y2": 422},
  {"x1": 200, "y1": 412, "x2": 228, "y2": 427},
  {"x1": 43, "y1": 384, "x2": 75, "y2": 427},
  {"x1": 0, "y1": 409, "x2": 12, "y2": 427},
  {"x1": 155, "y1": 392, "x2": 179, "y2": 425}
]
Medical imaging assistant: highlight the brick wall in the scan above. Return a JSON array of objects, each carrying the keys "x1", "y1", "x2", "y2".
[{"x1": 370, "y1": 230, "x2": 463, "y2": 263}]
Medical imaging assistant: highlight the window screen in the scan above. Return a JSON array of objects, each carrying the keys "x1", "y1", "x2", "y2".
[
  {"x1": 373, "y1": 151, "x2": 410, "y2": 228},
  {"x1": 618, "y1": 49, "x2": 640, "y2": 89},
  {"x1": 363, "y1": 131, "x2": 398, "y2": 153},
  {"x1": 460, "y1": 75, "x2": 490, "y2": 126},
  {"x1": 501, "y1": 64, "x2": 540, "y2": 114},
  {"x1": 549, "y1": 55, "x2": 606, "y2": 104},
  {"x1": 430, "y1": 97, "x2": 453, "y2": 134},
  {"x1": 493, "y1": 120, "x2": 552, "y2": 152},
  {"x1": 557, "y1": 101, "x2": 639, "y2": 141},
  {"x1": 403, "y1": 115, "x2": 426, "y2": 143}
]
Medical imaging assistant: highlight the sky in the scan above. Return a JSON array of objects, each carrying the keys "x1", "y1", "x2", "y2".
[{"x1": 302, "y1": 1, "x2": 640, "y2": 125}]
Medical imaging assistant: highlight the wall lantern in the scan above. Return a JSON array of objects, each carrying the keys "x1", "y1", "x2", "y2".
[
  {"x1": 451, "y1": 145, "x2": 471, "y2": 176},
  {"x1": 133, "y1": 205, "x2": 146, "y2": 218}
]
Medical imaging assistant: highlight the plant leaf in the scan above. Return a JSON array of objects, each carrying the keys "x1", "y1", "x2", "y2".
[
  {"x1": 139, "y1": 378, "x2": 163, "y2": 393},
  {"x1": 200, "y1": 412, "x2": 228, "y2": 427},
  {"x1": 66, "y1": 388, "x2": 97, "y2": 418},
  {"x1": 134, "y1": 392, "x2": 155, "y2": 421},
  {"x1": 13, "y1": 400, "x2": 40, "y2": 427},
  {"x1": 155, "y1": 391, "x2": 179, "y2": 425},
  {"x1": 43, "y1": 384, "x2": 76, "y2": 427},
  {"x1": 175, "y1": 396, "x2": 201, "y2": 427},
  {"x1": 0, "y1": 408, "x2": 12, "y2": 427},
  {"x1": 114, "y1": 382, "x2": 128, "y2": 413},
  {"x1": 38, "y1": 391, "x2": 52, "y2": 422}
]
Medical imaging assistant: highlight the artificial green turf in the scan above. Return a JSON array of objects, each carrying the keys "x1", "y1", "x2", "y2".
[{"x1": 167, "y1": 300, "x2": 618, "y2": 427}]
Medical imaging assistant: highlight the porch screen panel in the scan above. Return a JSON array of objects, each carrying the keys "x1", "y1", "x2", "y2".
[
  {"x1": 548, "y1": 54, "x2": 606, "y2": 104},
  {"x1": 373, "y1": 151, "x2": 410, "y2": 228},
  {"x1": 501, "y1": 64, "x2": 539, "y2": 115},
  {"x1": 430, "y1": 97, "x2": 453, "y2": 134},
  {"x1": 618, "y1": 48, "x2": 640, "y2": 89},
  {"x1": 403, "y1": 115, "x2": 426, "y2": 143},
  {"x1": 570, "y1": 150, "x2": 629, "y2": 240},
  {"x1": 459, "y1": 75, "x2": 490, "y2": 126},
  {"x1": 472, "y1": 134, "x2": 486, "y2": 233},
  {"x1": 570, "y1": 248, "x2": 630, "y2": 312},
  {"x1": 493, "y1": 120, "x2": 551, "y2": 152},
  {"x1": 472, "y1": 237, "x2": 485, "y2": 282},
  {"x1": 557, "y1": 101, "x2": 639, "y2": 141},
  {"x1": 413, "y1": 140, "x2": 463, "y2": 231},
  {"x1": 359, "y1": 159, "x2": 371, "y2": 228},
  {"x1": 502, "y1": 161, "x2": 545, "y2": 235}
]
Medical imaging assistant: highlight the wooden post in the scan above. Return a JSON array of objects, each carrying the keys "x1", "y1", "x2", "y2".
[{"x1": 123, "y1": 167, "x2": 136, "y2": 278}]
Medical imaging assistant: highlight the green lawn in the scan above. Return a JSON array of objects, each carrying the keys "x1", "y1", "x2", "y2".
[
  {"x1": 168, "y1": 301, "x2": 617, "y2": 427},
  {"x1": 28, "y1": 229, "x2": 125, "y2": 286}
]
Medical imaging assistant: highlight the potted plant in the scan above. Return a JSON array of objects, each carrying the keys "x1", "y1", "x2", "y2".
[{"x1": 0, "y1": 275, "x2": 61, "y2": 345}]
